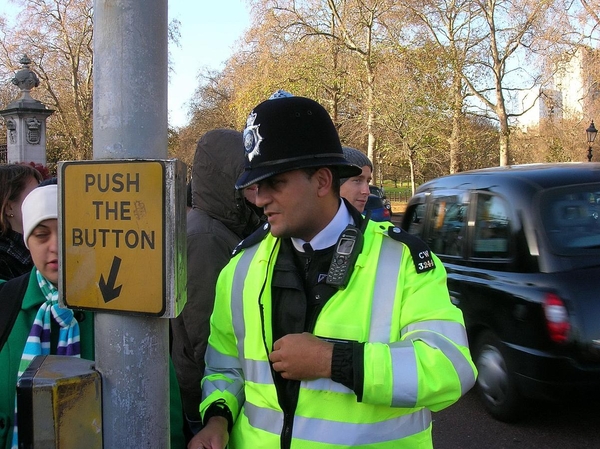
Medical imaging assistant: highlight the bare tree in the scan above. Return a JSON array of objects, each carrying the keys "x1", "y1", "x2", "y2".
[
  {"x1": 180, "y1": 0, "x2": 585, "y2": 175},
  {"x1": 0, "y1": 0, "x2": 94, "y2": 161},
  {"x1": 181, "y1": 4, "x2": 367, "y2": 144},
  {"x1": 171, "y1": 67, "x2": 241, "y2": 169},
  {"x1": 578, "y1": 0, "x2": 600, "y2": 33},
  {"x1": 460, "y1": 0, "x2": 572, "y2": 166},
  {"x1": 400, "y1": 0, "x2": 482, "y2": 173},
  {"x1": 1, "y1": 0, "x2": 181, "y2": 163},
  {"x1": 256, "y1": 0, "x2": 403, "y2": 162},
  {"x1": 373, "y1": 45, "x2": 453, "y2": 193}
]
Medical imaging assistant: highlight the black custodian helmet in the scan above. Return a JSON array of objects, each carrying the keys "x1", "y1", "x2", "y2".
[{"x1": 235, "y1": 95, "x2": 362, "y2": 189}]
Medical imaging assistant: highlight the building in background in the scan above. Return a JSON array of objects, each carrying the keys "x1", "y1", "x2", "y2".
[
  {"x1": 517, "y1": 46, "x2": 600, "y2": 130},
  {"x1": 518, "y1": 88, "x2": 563, "y2": 131}
]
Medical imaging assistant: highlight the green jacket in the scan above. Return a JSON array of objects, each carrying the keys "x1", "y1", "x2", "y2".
[{"x1": 0, "y1": 271, "x2": 184, "y2": 448}]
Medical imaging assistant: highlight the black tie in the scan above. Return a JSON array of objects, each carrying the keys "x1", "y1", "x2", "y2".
[{"x1": 303, "y1": 242, "x2": 314, "y2": 255}]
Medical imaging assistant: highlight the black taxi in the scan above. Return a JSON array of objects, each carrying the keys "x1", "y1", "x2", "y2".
[{"x1": 401, "y1": 163, "x2": 600, "y2": 421}]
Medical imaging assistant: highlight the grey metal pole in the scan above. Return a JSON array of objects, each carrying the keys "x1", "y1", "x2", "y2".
[{"x1": 93, "y1": 1, "x2": 170, "y2": 447}]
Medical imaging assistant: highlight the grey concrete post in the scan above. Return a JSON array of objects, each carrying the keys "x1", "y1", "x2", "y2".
[
  {"x1": 0, "y1": 55, "x2": 54, "y2": 164},
  {"x1": 93, "y1": 1, "x2": 170, "y2": 447}
]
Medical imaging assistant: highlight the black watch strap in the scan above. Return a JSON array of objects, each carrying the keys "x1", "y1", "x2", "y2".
[{"x1": 203, "y1": 401, "x2": 233, "y2": 433}]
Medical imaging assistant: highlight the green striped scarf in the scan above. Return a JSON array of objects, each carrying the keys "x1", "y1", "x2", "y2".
[{"x1": 11, "y1": 270, "x2": 81, "y2": 448}]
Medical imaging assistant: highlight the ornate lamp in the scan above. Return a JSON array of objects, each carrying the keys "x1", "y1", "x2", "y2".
[{"x1": 586, "y1": 120, "x2": 597, "y2": 162}]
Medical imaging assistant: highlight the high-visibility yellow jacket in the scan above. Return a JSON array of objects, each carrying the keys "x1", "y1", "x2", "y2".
[{"x1": 201, "y1": 221, "x2": 477, "y2": 449}]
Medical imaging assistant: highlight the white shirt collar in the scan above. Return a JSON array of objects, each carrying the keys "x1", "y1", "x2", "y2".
[{"x1": 292, "y1": 200, "x2": 354, "y2": 252}]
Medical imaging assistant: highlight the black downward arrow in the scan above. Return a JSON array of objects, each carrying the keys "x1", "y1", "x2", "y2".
[{"x1": 99, "y1": 256, "x2": 123, "y2": 303}]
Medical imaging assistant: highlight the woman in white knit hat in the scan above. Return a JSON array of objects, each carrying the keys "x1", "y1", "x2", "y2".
[
  {"x1": 0, "y1": 179, "x2": 94, "y2": 449},
  {"x1": 0, "y1": 179, "x2": 187, "y2": 449}
]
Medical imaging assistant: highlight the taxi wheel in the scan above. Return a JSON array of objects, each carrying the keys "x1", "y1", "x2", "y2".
[{"x1": 474, "y1": 330, "x2": 523, "y2": 422}]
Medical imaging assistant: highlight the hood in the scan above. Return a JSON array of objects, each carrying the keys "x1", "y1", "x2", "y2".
[{"x1": 192, "y1": 129, "x2": 259, "y2": 237}]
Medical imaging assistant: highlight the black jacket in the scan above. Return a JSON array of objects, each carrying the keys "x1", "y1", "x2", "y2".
[
  {"x1": 0, "y1": 230, "x2": 33, "y2": 281},
  {"x1": 170, "y1": 129, "x2": 260, "y2": 423}
]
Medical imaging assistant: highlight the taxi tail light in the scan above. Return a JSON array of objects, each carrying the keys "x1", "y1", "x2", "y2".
[{"x1": 543, "y1": 293, "x2": 570, "y2": 343}]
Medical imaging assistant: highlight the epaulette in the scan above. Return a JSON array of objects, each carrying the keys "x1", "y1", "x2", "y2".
[
  {"x1": 231, "y1": 221, "x2": 271, "y2": 257},
  {"x1": 385, "y1": 226, "x2": 435, "y2": 274}
]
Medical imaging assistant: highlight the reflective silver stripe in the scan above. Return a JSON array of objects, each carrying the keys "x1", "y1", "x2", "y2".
[
  {"x1": 389, "y1": 320, "x2": 472, "y2": 406},
  {"x1": 244, "y1": 359, "x2": 272, "y2": 385},
  {"x1": 389, "y1": 341, "x2": 419, "y2": 407},
  {"x1": 202, "y1": 377, "x2": 243, "y2": 398},
  {"x1": 202, "y1": 351, "x2": 246, "y2": 405},
  {"x1": 231, "y1": 245, "x2": 260, "y2": 360},
  {"x1": 202, "y1": 246, "x2": 261, "y2": 405},
  {"x1": 203, "y1": 346, "x2": 246, "y2": 400},
  {"x1": 241, "y1": 349, "x2": 353, "y2": 390},
  {"x1": 408, "y1": 330, "x2": 476, "y2": 395},
  {"x1": 302, "y1": 377, "x2": 353, "y2": 394},
  {"x1": 402, "y1": 320, "x2": 469, "y2": 347},
  {"x1": 244, "y1": 402, "x2": 283, "y2": 436},
  {"x1": 245, "y1": 401, "x2": 431, "y2": 445},
  {"x1": 205, "y1": 345, "x2": 242, "y2": 369},
  {"x1": 369, "y1": 237, "x2": 403, "y2": 341}
]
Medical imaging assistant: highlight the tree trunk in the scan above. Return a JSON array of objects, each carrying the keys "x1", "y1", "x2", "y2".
[
  {"x1": 449, "y1": 76, "x2": 463, "y2": 173},
  {"x1": 408, "y1": 153, "x2": 416, "y2": 195},
  {"x1": 365, "y1": 62, "x2": 376, "y2": 164},
  {"x1": 497, "y1": 105, "x2": 510, "y2": 166}
]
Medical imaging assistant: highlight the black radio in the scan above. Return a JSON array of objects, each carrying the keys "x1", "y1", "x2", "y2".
[{"x1": 326, "y1": 225, "x2": 364, "y2": 288}]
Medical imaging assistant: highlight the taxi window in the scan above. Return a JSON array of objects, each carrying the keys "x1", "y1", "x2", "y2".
[
  {"x1": 404, "y1": 203, "x2": 427, "y2": 237},
  {"x1": 472, "y1": 193, "x2": 510, "y2": 258},
  {"x1": 541, "y1": 185, "x2": 600, "y2": 254},
  {"x1": 427, "y1": 196, "x2": 467, "y2": 257}
]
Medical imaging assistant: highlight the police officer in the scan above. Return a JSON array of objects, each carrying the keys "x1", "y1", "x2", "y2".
[{"x1": 188, "y1": 94, "x2": 476, "y2": 449}]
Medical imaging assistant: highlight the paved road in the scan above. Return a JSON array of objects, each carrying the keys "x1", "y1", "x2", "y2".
[{"x1": 432, "y1": 385, "x2": 599, "y2": 448}]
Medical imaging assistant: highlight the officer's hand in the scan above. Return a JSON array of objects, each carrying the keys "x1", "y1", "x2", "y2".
[
  {"x1": 269, "y1": 332, "x2": 333, "y2": 380},
  {"x1": 187, "y1": 416, "x2": 228, "y2": 449}
]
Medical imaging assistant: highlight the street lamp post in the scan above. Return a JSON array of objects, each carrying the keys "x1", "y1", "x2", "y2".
[{"x1": 586, "y1": 120, "x2": 597, "y2": 162}]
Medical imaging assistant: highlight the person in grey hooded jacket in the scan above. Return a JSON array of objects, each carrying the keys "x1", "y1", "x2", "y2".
[{"x1": 170, "y1": 129, "x2": 261, "y2": 440}]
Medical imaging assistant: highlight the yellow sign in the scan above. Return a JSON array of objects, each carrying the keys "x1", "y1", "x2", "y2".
[{"x1": 60, "y1": 160, "x2": 165, "y2": 315}]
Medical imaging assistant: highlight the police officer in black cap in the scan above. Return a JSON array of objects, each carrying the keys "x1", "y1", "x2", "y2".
[{"x1": 188, "y1": 92, "x2": 476, "y2": 449}]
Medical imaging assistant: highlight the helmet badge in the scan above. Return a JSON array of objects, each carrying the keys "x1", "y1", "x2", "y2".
[{"x1": 244, "y1": 111, "x2": 263, "y2": 162}]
